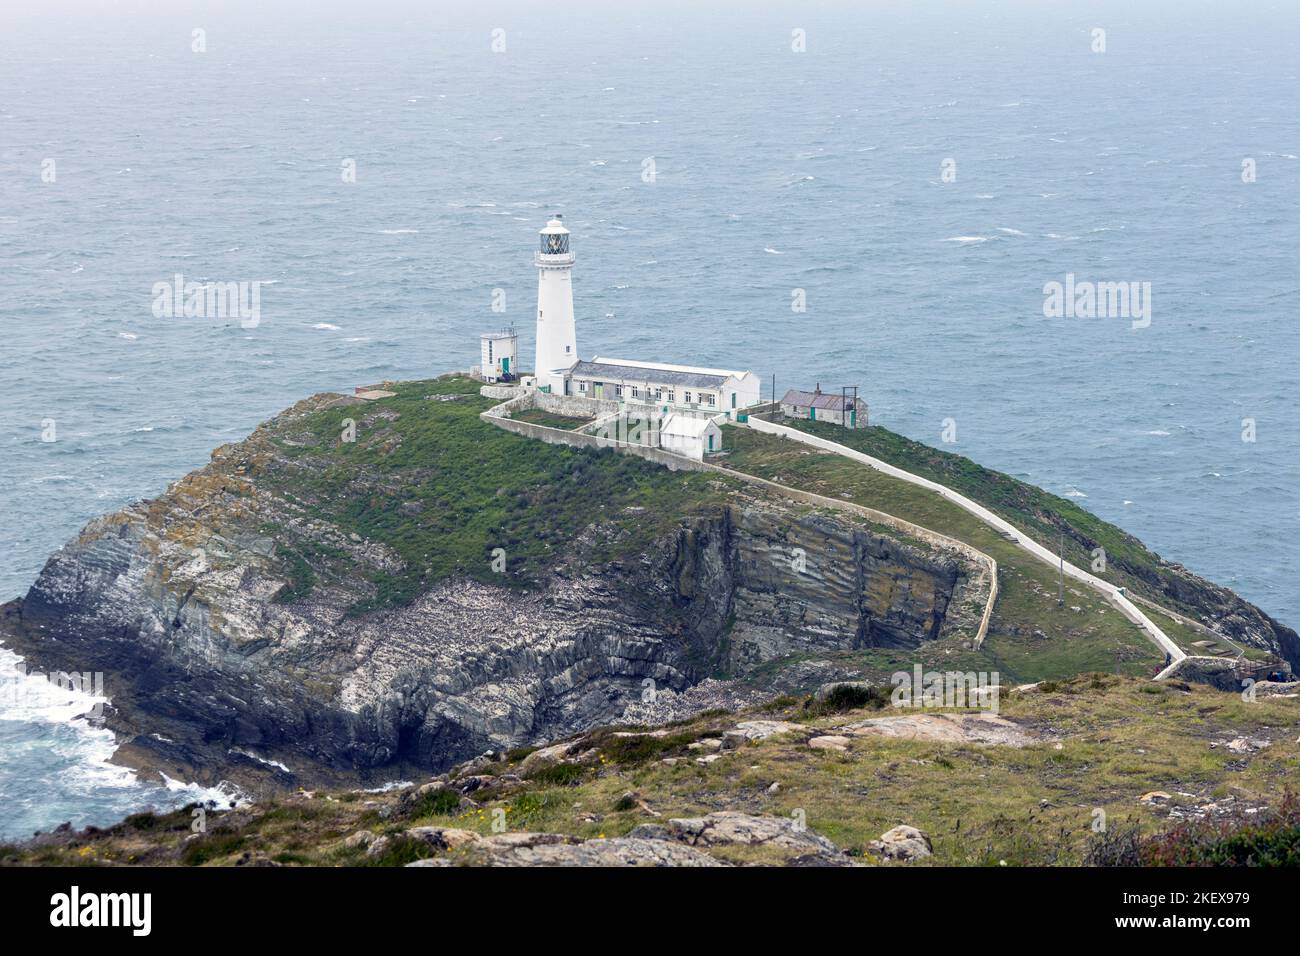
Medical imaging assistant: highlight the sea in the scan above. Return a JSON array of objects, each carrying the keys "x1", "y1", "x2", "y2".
[{"x1": 1, "y1": 0, "x2": 1297, "y2": 839}]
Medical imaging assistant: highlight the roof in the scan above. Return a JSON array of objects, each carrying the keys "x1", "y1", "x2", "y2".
[
  {"x1": 570, "y1": 358, "x2": 731, "y2": 390},
  {"x1": 480, "y1": 331, "x2": 517, "y2": 340},
  {"x1": 661, "y1": 414, "x2": 720, "y2": 438},
  {"x1": 780, "y1": 389, "x2": 863, "y2": 411},
  {"x1": 593, "y1": 356, "x2": 751, "y2": 380}
]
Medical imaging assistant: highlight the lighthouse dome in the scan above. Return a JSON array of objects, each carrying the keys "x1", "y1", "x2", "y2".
[{"x1": 539, "y1": 215, "x2": 570, "y2": 255}]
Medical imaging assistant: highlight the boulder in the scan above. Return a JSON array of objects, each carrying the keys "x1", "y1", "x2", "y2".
[
  {"x1": 866, "y1": 825, "x2": 932, "y2": 862},
  {"x1": 405, "y1": 832, "x2": 726, "y2": 867},
  {"x1": 808, "y1": 735, "x2": 850, "y2": 752},
  {"x1": 342, "y1": 830, "x2": 376, "y2": 849},
  {"x1": 404, "y1": 827, "x2": 483, "y2": 851},
  {"x1": 720, "y1": 720, "x2": 804, "y2": 751},
  {"x1": 519, "y1": 742, "x2": 577, "y2": 775},
  {"x1": 838, "y1": 713, "x2": 1033, "y2": 747},
  {"x1": 654, "y1": 811, "x2": 850, "y2": 864}
]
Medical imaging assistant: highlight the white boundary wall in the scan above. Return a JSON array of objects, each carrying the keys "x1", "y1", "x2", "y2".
[{"x1": 745, "y1": 417, "x2": 1185, "y2": 673}]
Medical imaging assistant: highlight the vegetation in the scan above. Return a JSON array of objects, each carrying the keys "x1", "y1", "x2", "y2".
[
  {"x1": 767, "y1": 418, "x2": 1230, "y2": 620},
  {"x1": 1089, "y1": 791, "x2": 1300, "y2": 866},
  {"x1": 10, "y1": 675, "x2": 1295, "y2": 867},
  {"x1": 256, "y1": 377, "x2": 730, "y2": 612},
  {"x1": 509, "y1": 408, "x2": 594, "y2": 430},
  {"x1": 718, "y1": 426, "x2": 1166, "y2": 679}
]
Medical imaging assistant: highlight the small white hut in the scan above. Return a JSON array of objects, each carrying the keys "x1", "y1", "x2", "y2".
[
  {"x1": 480, "y1": 331, "x2": 518, "y2": 382},
  {"x1": 659, "y1": 414, "x2": 723, "y2": 460}
]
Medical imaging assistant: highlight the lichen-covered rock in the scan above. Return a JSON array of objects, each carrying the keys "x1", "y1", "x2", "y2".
[
  {"x1": 406, "y1": 831, "x2": 726, "y2": 867},
  {"x1": 838, "y1": 713, "x2": 1034, "y2": 747},
  {"x1": 866, "y1": 825, "x2": 932, "y2": 862},
  {"x1": 643, "y1": 811, "x2": 851, "y2": 864}
]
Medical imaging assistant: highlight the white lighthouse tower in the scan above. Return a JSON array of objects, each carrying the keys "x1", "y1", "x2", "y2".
[{"x1": 534, "y1": 215, "x2": 577, "y2": 394}]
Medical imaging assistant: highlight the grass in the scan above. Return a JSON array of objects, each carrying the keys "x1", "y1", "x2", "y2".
[
  {"x1": 509, "y1": 408, "x2": 594, "y2": 430},
  {"x1": 252, "y1": 377, "x2": 732, "y2": 612},
  {"x1": 764, "y1": 418, "x2": 1248, "y2": 624},
  {"x1": 717, "y1": 426, "x2": 1165, "y2": 680},
  {"x1": 15, "y1": 675, "x2": 1295, "y2": 867}
]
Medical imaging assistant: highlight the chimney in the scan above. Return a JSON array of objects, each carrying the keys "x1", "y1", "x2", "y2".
[{"x1": 814, "y1": 382, "x2": 821, "y2": 395}]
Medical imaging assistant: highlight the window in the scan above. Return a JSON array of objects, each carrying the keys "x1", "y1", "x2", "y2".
[
  {"x1": 665, "y1": 391, "x2": 675, "y2": 403},
  {"x1": 684, "y1": 391, "x2": 692, "y2": 404},
  {"x1": 566, "y1": 345, "x2": 571, "y2": 353},
  {"x1": 631, "y1": 386, "x2": 640, "y2": 398},
  {"x1": 615, "y1": 384, "x2": 623, "y2": 397},
  {"x1": 578, "y1": 381, "x2": 587, "y2": 393},
  {"x1": 705, "y1": 394, "x2": 716, "y2": 406},
  {"x1": 541, "y1": 233, "x2": 570, "y2": 255},
  {"x1": 488, "y1": 342, "x2": 493, "y2": 360},
  {"x1": 653, "y1": 388, "x2": 663, "y2": 400}
]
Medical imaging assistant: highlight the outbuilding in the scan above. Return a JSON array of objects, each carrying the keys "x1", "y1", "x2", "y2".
[
  {"x1": 659, "y1": 413, "x2": 723, "y2": 461},
  {"x1": 779, "y1": 386, "x2": 868, "y2": 428}
]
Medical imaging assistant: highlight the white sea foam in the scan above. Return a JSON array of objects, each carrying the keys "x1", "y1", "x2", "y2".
[{"x1": 228, "y1": 747, "x2": 292, "y2": 773}]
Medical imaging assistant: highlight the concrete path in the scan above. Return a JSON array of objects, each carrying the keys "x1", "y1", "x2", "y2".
[{"x1": 743, "y1": 417, "x2": 1186, "y2": 674}]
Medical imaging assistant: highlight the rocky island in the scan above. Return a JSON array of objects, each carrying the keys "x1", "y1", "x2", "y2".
[{"x1": 1, "y1": 375, "x2": 1296, "y2": 866}]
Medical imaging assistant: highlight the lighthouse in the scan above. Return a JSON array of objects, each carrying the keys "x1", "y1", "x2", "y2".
[{"x1": 534, "y1": 215, "x2": 577, "y2": 394}]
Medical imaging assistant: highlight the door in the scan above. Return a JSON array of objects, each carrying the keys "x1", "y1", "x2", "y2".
[
  {"x1": 809, "y1": 407, "x2": 815, "y2": 420},
  {"x1": 594, "y1": 383, "x2": 604, "y2": 399},
  {"x1": 502, "y1": 357, "x2": 510, "y2": 373}
]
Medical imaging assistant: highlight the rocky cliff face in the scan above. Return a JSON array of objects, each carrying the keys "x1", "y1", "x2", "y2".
[{"x1": 0, "y1": 393, "x2": 982, "y2": 793}]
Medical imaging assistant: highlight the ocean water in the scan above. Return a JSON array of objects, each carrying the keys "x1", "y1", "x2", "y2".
[{"x1": 1, "y1": 0, "x2": 1297, "y2": 838}]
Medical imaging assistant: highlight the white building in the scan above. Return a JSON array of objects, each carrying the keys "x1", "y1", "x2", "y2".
[
  {"x1": 659, "y1": 413, "x2": 723, "y2": 460},
  {"x1": 533, "y1": 215, "x2": 577, "y2": 394},
  {"x1": 479, "y1": 330, "x2": 518, "y2": 382},
  {"x1": 527, "y1": 215, "x2": 762, "y2": 418},
  {"x1": 568, "y1": 357, "x2": 761, "y2": 418}
]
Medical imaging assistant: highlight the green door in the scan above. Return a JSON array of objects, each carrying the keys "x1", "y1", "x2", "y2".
[
  {"x1": 850, "y1": 409, "x2": 855, "y2": 427},
  {"x1": 809, "y1": 407, "x2": 815, "y2": 421},
  {"x1": 708, "y1": 434, "x2": 714, "y2": 451},
  {"x1": 502, "y1": 357, "x2": 509, "y2": 373}
]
